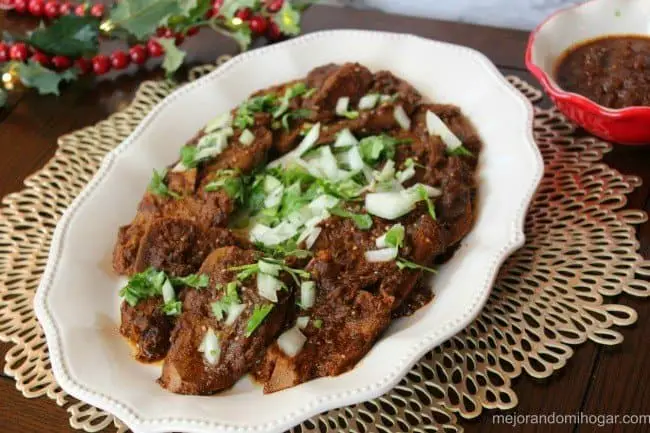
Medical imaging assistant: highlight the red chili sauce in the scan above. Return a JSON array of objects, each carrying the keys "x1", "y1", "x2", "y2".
[{"x1": 555, "y1": 35, "x2": 650, "y2": 109}]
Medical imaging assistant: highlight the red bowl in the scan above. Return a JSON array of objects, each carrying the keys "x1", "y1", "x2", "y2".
[{"x1": 525, "y1": 0, "x2": 650, "y2": 145}]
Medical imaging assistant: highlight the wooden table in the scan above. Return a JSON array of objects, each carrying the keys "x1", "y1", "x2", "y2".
[{"x1": 1, "y1": 5, "x2": 649, "y2": 433}]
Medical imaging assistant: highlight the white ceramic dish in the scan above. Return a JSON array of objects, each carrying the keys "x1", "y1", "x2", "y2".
[{"x1": 34, "y1": 30, "x2": 542, "y2": 433}]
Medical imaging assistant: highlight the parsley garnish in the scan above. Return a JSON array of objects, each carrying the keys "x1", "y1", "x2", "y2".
[
  {"x1": 312, "y1": 319, "x2": 323, "y2": 329},
  {"x1": 245, "y1": 304, "x2": 274, "y2": 337},
  {"x1": 396, "y1": 258, "x2": 437, "y2": 274},
  {"x1": 329, "y1": 206, "x2": 373, "y2": 230},
  {"x1": 148, "y1": 169, "x2": 180, "y2": 199},
  {"x1": 162, "y1": 300, "x2": 182, "y2": 316},
  {"x1": 281, "y1": 108, "x2": 312, "y2": 130}
]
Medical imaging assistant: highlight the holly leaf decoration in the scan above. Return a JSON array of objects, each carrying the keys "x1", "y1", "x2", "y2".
[
  {"x1": 109, "y1": 0, "x2": 183, "y2": 40},
  {"x1": 231, "y1": 25, "x2": 252, "y2": 51},
  {"x1": 27, "y1": 16, "x2": 100, "y2": 57},
  {"x1": 15, "y1": 61, "x2": 77, "y2": 95},
  {"x1": 0, "y1": 88, "x2": 7, "y2": 108},
  {"x1": 273, "y1": 1, "x2": 301, "y2": 36},
  {"x1": 178, "y1": 0, "x2": 198, "y2": 15},
  {"x1": 158, "y1": 37, "x2": 186, "y2": 75},
  {"x1": 220, "y1": 0, "x2": 259, "y2": 19}
]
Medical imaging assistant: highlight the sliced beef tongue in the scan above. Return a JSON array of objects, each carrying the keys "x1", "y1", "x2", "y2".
[
  {"x1": 255, "y1": 212, "x2": 444, "y2": 393},
  {"x1": 120, "y1": 296, "x2": 174, "y2": 363},
  {"x1": 118, "y1": 221, "x2": 245, "y2": 362},
  {"x1": 159, "y1": 247, "x2": 290, "y2": 395},
  {"x1": 112, "y1": 126, "x2": 272, "y2": 276}
]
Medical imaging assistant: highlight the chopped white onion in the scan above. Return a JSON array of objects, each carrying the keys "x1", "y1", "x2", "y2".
[
  {"x1": 375, "y1": 233, "x2": 387, "y2": 248},
  {"x1": 171, "y1": 161, "x2": 188, "y2": 172},
  {"x1": 250, "y1": 220, "x2": 299, "y2": 246},
  {"x1": 296, "y1": 316, "x2": 310, "y2": 329},
  {"x1": 375, "y1": 160, "x2": 396, "y2": 183},
  {"x1": 308, "y1": 195, "x2": 339, "y2": 215},
  {"x1": 277, "y1": 326, "x2": 307, "y2": 357},
  {"x1": 161, "y1": 279, "x2": 175, "y2": 303},
  {"x1": 258, "y1": 259, "x2": 282, "y2": 276},
  {"x1": 334, "y1": 128, "x2": 359, "y2": 147},
  {"x1": 263, "y1": 175, "x2": 284, "y2": 208},
  {"x1": 394, "y1": 105, "x2": 411, "y2": 130},
  {"x1": 204, "y1": 112, "x2": 232, "y2": 133},
  {"x1": 364, "y1": 247, "x2": 398, "y2": 262},
  {"x1": 418, "y1": 184, "x2": 442, "y2": 197},
  {"x1": 380, "y1": 94, "x2": 394, "y2": 103},
  {"x1": 358, "y1": 93, "x2": 380, "y2": 110},
  {"x1": 239, "y1": 128, "x2": 255, "y2": 146},
  {"x1": 337, "y1": 146, "x2": 365, "y2": 171},
  {"x1": 257, "y1": 273, "x2": 282, "y2": 302},
  {"x1": 198, "y1": 328, "x2": 221, "y2": 365},
  {"x1": 225, "y1": 303, "x2": 246, "y2": 326},
  {"x1": 268, "y1": 123, "x2": 321, "y2": 168},
  {"x1": 304, "y1": 227, "x2": 322, "y2": 249},
  {"x1": 365, "y1": 190, "x2": 419, "y2": 220},
  {"x1": 426, "y1": 110, "x2": 462, "y2": 150},
  {"x1": 335, "y1": 97, "x2": 350, "y2": 116},
  {"x1": 396, "y1": 165, "x2": 416, "y2": 184},
  {"x1": 300, "y1": 281, "x2": 316, "y2": 308}
]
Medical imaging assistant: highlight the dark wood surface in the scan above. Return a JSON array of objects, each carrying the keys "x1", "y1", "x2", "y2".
[{"x1": 0, "y1": 5, "x2": 648, "y2": 433}]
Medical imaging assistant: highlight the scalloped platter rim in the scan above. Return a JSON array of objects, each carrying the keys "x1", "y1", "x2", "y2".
[{"x1": 34, "y1": 30, "x2": 543, "y2": 433}]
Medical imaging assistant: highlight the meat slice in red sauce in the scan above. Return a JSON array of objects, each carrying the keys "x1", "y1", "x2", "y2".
[
  {"x1": 255, "y1": 209, "x2": 445, "y2": 393},
  {"x1": 119, "y1": 220, "x2": 244, "y2": 362},
  {"x1": 120, "y1": 296, "x2": 174, "y2": 363},
  {"x1": 112, "y1": 127, "x2": 272, "y2": 276},
  {"x1": 159, "y1": 247, "x2": 291, "y2": 395}
]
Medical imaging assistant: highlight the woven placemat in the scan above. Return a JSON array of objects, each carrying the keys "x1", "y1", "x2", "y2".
[{"x1": 1, "y1": 61, "x2": 649, "y2": 433}]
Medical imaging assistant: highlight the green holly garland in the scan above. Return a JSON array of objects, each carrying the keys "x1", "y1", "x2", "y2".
[{"x1": 0, "y1": 0, "x2": 313, "y2": 106}]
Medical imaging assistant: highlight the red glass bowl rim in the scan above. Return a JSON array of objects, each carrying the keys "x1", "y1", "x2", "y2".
[{"x1": 525, "y1": 0, "x2": 650, "y2": 119}]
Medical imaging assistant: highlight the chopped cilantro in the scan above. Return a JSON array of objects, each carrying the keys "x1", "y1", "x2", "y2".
[
  {"x1": 396, "y1": 258, "x2": 437, "y2": 274},
  {"x1": 211, "y1": 281, "x2": 241, "y2": 320},
  {"x1": 417, "y1": 185, "x2": 437, "y2": 221},
  {"x1": 162, "y1": 300, "x2": 182, "y2": 316},
  {"x1": 358, "y1": 135, "x2": 407, "y2": 165},
  {"x1": 281, "y1": 108, "x2": 312, "y2": 130},
  {"x1": 447, "y1": 145, "x2": 473, "y2": 157},
  {"x1": 330, "y1": 206, "x2": 373, "y2": 230},
  {"x1": 245, "y1": 304, "x2": 274, "y2": 337},
  {"x1": 179, "y1": 145, "x2": 199, "y2": 168},
  {"x1": 170, "y1": 273, "x2": 209, "y2": 289},
  {"x1": 204, "y1": 169, "x2": 245, "y2": 203},
  {"x1": 384, "y1": 224, "x2": 405, "y2": 248},
  {"x1": 148, "y1": 169, "x2": 180, "y2": 199},
  {"x1": 339, "y1": 110, "x2": 359, "y2": 120},
  {"x1": 234, "y1": 93, "x2": 278, "y2": 129},
  {"x1": 312, "y1": 319, "x2": 323, "y2": 329}
]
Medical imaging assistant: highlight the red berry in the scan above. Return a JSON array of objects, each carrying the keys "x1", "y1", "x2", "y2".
[
  {"x1": 129, "y1": 44, "x2": 148, "y2": 65},
  {"x1": 174, "y1": 33, "x2": 184, "y2": 45},
  {"x1": 266, "y1": 20, "x2": 281, "y2": 41},
  {"x1": 74, "y1": 3, "x2": 85, "y2": 16},
  {"x1": 9, "y1": 43, "x2": 29, "y2": 61},
  {"x1": 235, "y1": 7, "x2": 251, "y2": 21},
  {"x1": 249, "y1": 15, "x2": 267, "y2": 35},
  {"x1": 43, "y1": 0, "x2": 59, "y2": 18},
  {"x1": 146, "y1": 39, "x2": 164, "y2": 57},
  {"x1": 155, "y1": 27, "x2": 166, "y2": 37},
  {"x1": 91, "y1": 54, "x2": 110, "y2": 75},
  {"x1": 74, "y1": 57, "x2": 92, "y2": 74},
  {"x1": 186, "y1": 26, "x2": 199, "y2": 37},
  {"x1": 266, "y1": 0, "x2": 282, "y2": 13},
  {"x1": 89, "y1": 3, "x2": 103, "y2": 17},
  {"x1": 58, "y1": 1, "x2": 71, "y2": 14},
  {"x1": 28, "y1": 0, "x2": 44, "y2": 16},
  {"x1": 13, "y1": 0, "x2": 27, "y2": 12},
  {"x1": 51, "y1": 55, "x2": 71, "y2": 70},
  {"x1": 208, "y1": 0, "x2": 222, "y2": 17},
  {"x1": 32, "y1": 51, "x2": 50, "y2": 66},
  {"x1": 110, "y1": 50, "x2": 129, "y2": 70},
  {"x1": 0, "y1": 43, "x2": 9, "y2": 62}
]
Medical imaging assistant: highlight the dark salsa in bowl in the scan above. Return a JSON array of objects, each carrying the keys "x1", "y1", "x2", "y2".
[
  {"x1": 555, "y1": 35, "x2": 650, "y2": 109},
  {"x1": 113, "y1": 62, "x2": 481, "y2": 395}
]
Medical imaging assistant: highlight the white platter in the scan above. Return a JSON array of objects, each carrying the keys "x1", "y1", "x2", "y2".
[{"x1": 34, "y1": 30, "x2": 543, "y2": 433}]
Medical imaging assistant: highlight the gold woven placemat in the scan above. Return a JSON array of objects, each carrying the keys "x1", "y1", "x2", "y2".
[{"x1": 1, "y1": 61, "x2": 649, "y2": 433}]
